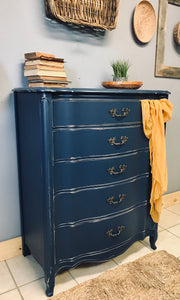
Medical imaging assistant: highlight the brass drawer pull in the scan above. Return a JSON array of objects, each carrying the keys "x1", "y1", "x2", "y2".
[
  {"x1": 108, "y1": 136, "x2": 128, "y2": 146},
  {"x1": 106, "y1": 225, "x2": 125, "y2": 237},
  {"x1": 107, "y1": 164, "x2": 127, "y2": 175},
  {"x1": 109, "y1": 108, "x2": 130, "y2": 118},
  {"x1": 107, "y1": 194, "x2": 126, "y2": 205}
]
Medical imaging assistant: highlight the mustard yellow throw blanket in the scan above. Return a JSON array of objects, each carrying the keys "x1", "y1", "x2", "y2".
[{"x1": 141, "y1": 99, "x2": 173, "y2": 223}]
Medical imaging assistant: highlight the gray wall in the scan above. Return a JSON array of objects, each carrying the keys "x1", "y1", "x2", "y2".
[{"x1": 0, "y1": 0, "x2": 179, "y2": 242}]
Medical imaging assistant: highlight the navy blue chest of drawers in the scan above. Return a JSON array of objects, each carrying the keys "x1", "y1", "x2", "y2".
[{"x1": 14, "y1": 88, "x2": 170, "y2": 297}]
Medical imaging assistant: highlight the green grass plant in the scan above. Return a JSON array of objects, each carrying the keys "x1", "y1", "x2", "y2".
[{"x1": 111, "y1": 60, "x2": 130, "y2": 78}]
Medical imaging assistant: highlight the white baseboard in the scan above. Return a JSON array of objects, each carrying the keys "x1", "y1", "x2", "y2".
[{"x1": 0, "y1": 190, "x2": 179, "y2": 261}]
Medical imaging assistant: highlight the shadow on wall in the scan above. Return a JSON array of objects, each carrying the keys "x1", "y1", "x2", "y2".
[
  {"x1": 0, "y1": 64, "x2": 20, "y2": 242},
  {"x1": 21, "y1": 63, "x2": 28, "y2": 88},
  {"x1": 173, "y1": 37, "x2": 180, "y2": 55},
  {"x1": 40, "y1": 0, "x2": 107, "y2": 45},
  {"x1": 0, "y1": 64, "x2": 11, "y2": 102}
]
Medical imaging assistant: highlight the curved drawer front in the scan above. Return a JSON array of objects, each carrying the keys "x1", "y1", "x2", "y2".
[
  {"x1": 53, "y1": 125, "x2": 148, "y2": 160},
  {"x1": 54, "y1": 150, "x2": 150, "y2": 191},
  {"x1": 53, "y1": 100, "x2": 142, "y2": 127},
  {"x1": 54, "y1": 174, "x2": 151, "y2": 224},
  {"x1": 55, "y1": 204, "x2": 147, "y2": 262}
]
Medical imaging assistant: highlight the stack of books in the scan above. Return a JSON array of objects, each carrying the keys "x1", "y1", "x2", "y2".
[{"x1": 24, "y1": 52, "x2": 69, "y2": 88}]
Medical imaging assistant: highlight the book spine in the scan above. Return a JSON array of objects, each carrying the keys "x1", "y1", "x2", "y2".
[
  {"x1": 28, "y1": 83, "x2": 68, "y2": 87},
  {"x1": 24, "y1": 52, "x2": 55, "y2": 59},
  {"x1": 25, "y1": 61, "x2": 64, "y2": 68},
  {"x1": 24, "y1": 69, "x2": 66, "y2": 77},
  {"x1": 27, "y1": 76, "x2": 67, "y2": 81},
  {"x1": 24, "y1": 64, "x2": 64, "y2": 71}
]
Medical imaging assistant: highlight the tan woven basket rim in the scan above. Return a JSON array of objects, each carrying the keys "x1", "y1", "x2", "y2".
[{"x1": 45, "y1": 0, "x2": 120, "y2": 31}]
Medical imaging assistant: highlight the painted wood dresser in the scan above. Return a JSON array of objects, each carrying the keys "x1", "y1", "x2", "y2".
[{"x1": 14, "y1": 88, "x2": 170, "y2": 296}]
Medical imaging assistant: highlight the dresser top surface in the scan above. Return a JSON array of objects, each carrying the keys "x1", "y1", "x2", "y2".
[{"x1": 13, "y1": 87, "x2": 170, "y2": 95}]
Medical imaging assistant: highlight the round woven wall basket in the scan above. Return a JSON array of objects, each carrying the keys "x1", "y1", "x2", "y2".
[
  {"x1": 173, "y1": 22, "x2": 180, "y2": 45},
  {"x1": 133, "y1": 0, "x2": 156, "y2": 43}
]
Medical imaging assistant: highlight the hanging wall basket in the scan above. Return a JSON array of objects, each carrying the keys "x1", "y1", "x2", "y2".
[{"x1": 45, "y1": 0, "x2": 120, "y2": 31}]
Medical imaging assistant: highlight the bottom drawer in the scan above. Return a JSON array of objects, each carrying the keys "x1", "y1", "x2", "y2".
[{"x1": 55, "y1": 203, "x2": 148, "y2": 264}]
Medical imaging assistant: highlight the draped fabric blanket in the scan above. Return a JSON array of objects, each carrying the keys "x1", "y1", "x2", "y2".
[{"x1": 141, "y1": 99, "x2": 173, "y2": 223}]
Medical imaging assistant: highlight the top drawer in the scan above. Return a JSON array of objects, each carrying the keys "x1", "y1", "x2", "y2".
[{"x1": 52, "y1": 99, "x2": 142, "y2": 127}]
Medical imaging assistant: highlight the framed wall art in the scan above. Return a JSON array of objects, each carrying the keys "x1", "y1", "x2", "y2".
[{"x1": 155, "y1": 0, "x2": 180, "y2": 78}]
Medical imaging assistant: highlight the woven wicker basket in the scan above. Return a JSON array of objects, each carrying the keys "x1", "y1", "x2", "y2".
[{"x1": 45, "y1": 0, "x2": 120, "y2": 31}]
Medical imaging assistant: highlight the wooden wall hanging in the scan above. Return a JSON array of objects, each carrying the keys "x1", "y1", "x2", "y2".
[
  {"x1": 45, "y1": 0, "x2": 120, "y2": 31},
  {"x1": 155, "y1": 0, "x2": 180, "y2": 78},
  {"x1": 133, "y1": 0, "x2": 156, "y2": 44}
]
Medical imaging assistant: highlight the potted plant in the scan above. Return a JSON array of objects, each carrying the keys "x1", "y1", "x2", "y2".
[{"x1": 111, "y1": 60, "x2": 130, "y2": 82}]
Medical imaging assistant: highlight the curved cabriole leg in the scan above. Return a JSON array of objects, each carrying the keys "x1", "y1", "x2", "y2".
[
  {"x1": 46, "y1": 286, "x2": 54, "y2": 297},
  {"x1": 45, "y1": 272, "x2": 55, "y2": 297}
]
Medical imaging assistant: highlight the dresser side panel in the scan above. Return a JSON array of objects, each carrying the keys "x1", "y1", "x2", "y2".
[{"x1": 14, "y1": 92, "x2": 49, "y2": 269}]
